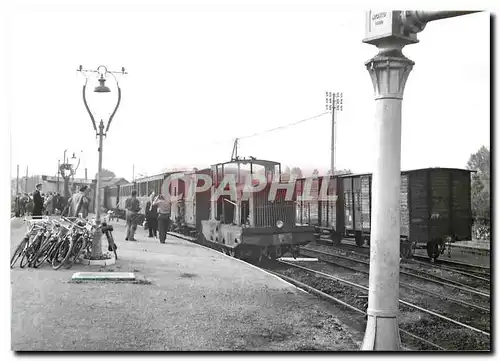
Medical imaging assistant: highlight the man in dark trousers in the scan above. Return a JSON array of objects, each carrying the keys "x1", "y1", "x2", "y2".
[
  {"x1": 145, "y1": 191, "x2": 158, "y2": 238},
  {"x1": 32, "y1": 184, "x2": 44, "y2": 219}
]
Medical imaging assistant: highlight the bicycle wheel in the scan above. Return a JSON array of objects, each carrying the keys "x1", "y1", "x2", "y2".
[
  {"x1": 65, "y1": 236, "x2": 85, "y2": 269},
  {"x1": 27, "y1": 235, "x2": 47, "y2": 267},
  {"x1": 10, "y1": 237, "x2": 29, "y2": 268},
  {"x1": 51, "y1": 236, "x2": 74, "y2": 270},
  {"x1": 19, "y1": 234, "x2": 40, "y2": 269},
  {"x1": 32, "y1": 239, "x2": 55, "y2": 268}
]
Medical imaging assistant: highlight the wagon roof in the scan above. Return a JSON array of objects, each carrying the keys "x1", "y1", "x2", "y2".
[
  {"x1": 133, "y1": 170, "x2": 187, "y2": 183},
  {"x1": 294, "y1": 167, "x2": 474, "y2": 181},
  {"x1": 336, "y1": 167, "x2": 474, "y2": 178}
]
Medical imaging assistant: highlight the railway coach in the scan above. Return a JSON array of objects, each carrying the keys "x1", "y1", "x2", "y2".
[
  {"x1": 296, "y1": 168, "x2": 473, "y2": 260},
  {"x1": 102, "y1": 171, "x2": 185, "y2": 223}
]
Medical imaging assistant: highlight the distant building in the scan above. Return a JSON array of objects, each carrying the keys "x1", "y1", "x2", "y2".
[
  {"x1": 41, "y1": 175, "x2": 97, "y2": 212},
  {"x1": 100, "y1": 177, "x2": 129, "y2": 188}
]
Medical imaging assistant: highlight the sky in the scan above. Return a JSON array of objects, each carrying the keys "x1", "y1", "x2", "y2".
[{"x1": 4, "y1": 3, "x2": 490, "y2": 182}]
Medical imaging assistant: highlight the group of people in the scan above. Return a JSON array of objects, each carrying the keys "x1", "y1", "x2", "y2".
[
  {"x1": 14, "y1": 184, "x2": 54, "y2": 218},
  {"x1": 123, "y1": 190, "x2": 171, "y2": 244},
  {"x1": 14, "y1": 184, "x2": 91, "y2": 219}
]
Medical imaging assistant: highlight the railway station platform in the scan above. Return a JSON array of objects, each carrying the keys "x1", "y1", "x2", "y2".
[{"x1": 10, "y1": 217, "x2": 362, "y2": 351}]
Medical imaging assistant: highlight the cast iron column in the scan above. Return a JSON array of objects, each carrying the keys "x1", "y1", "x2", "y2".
[
  {"x1": 362, "y1": 44, "x2": 413, "y2": 350},
  {"x1": 92, "y1": 119, "x2": 105, "y2": 258}
]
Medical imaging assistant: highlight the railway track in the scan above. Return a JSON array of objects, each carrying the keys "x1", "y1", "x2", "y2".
[
  {"x1": 316, "y1": 237, "x2": 490, "y2": 277},
  {"x1": 411, "y1": 255, "x2": 490, "y2": 278},
  {"x1": 168, "y1": 231, "x2": 490, "y2": 351},
  {"x1": 265, "y1": 269, "x2": 446, "y2": 351},
  {"x1": 299, "y1": 247, "x2": 490, "y2": 314},
  {"x1": 305, "y1": 243, "x2": 491, "y2": 296},
  {"x1": 267, "y1": 260, "x2": 490, "y2": 351}
]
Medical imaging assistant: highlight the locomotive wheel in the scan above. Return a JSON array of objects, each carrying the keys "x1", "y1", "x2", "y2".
[{"x1": 426, "y1": 241, "x2": 440, "y2": 261}]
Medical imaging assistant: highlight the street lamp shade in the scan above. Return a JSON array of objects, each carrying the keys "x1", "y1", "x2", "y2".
[{"x1": 94, "y1": 76, "x2": 111, "y2": 93}]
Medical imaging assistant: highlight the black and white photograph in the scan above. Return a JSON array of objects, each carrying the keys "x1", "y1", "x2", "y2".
[{"x1": 3, "y1": 0, "x2": 493, "y2": 354}]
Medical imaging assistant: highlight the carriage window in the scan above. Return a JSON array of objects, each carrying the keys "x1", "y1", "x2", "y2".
[{"x1": 215, "y1": 198, "x2": 223, "y2": 221}]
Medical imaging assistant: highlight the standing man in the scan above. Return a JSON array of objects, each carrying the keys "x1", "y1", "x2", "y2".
[
  {"x1": 20, "y1": 193, "x2": 28, "y2": 216},
  {"x1": 44, "y1": 192, "x2": 55, "y2": 216},
  {"x1": 67, "y1": 186, "x2": 90, "y2": 218},
  {"x1": 32, "y1": 184, "x2": 44, "y2": 219},
  {"x1": 25, "y1": 193, "x2": 34, "y2": 217},
  {"x1": 52, "y1": 192, "x2": 61, "y2": 215},
  {"x1": 145, "y1": 191, "x2": 158, "y2": 238},
  {"x1": 153, "y1": 194, "x2": 171, "y2": 244},
  {"x1": 125, "y1": 190, "x2": 141, "y2": 242},
  {"x1": 14, "y1": 193, "x2": 21, "y2": 217}
]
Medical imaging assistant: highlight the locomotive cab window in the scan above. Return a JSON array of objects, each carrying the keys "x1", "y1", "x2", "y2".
[{"x1": 241, "y1": 200, "x2": 249, "y2": 225}]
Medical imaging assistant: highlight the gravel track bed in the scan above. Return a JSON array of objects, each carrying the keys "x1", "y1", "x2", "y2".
[
  {"x1": 271, "y1": 264, "x2": 490, "y2": 351},
  {"x1": 313, "y1": 240, "x2": 490, "y2": 277},
  {"x1": 302, "y1": 244, "x2": 491, "y2": 309},
  {"x1": 292, "y1": 258, "x2": 490, "y2": 334}
]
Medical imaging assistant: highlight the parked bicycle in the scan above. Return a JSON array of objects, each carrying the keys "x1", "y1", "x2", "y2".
[{"x1": 11, "y1": 216, "x2": 117, "y2": 270}]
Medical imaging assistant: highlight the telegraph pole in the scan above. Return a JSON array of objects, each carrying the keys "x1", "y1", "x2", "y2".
[
  {"x1": 57, "y1": 160, "x2": 60, "y2": 193},
  {"x1": 16, "y1": 165, "x2": 19, "y2": 195},
  {"x1": 326, "y1": 92, "x2": 343, "y2": 174},
  {"x1": 25, "y1": 166, "x2": 28, "y2": 193},
  {"x1": 361, "y1": 10, "x2": 481, "y2": 351},
  {"x1": 331, "y1": 106, "x2": 335, "y2": 174}
]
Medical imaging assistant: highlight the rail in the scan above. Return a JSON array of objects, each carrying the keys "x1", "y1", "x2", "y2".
[{"x1": 278, "y1": 260, "x2": 490, "y2": 337}]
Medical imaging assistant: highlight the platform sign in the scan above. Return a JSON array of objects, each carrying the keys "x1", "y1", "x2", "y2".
[{"x1": 363, "y1": 10, "x2": 418, "y2": 45}]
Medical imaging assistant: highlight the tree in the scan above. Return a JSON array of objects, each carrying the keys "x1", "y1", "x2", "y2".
[
  {"x1": 466, "y1": 146, "x2": 490, "y2": 227},
  {"x1": 334, "y1": 169, "x2": 352, "y2": 176},
  {"x1": 290, "y1": 167, "x2": 303, "y2": 179},
  {"x1": 312, "y1": 169, "x2": 319, "y2": 177},
  {"x1": 281, "y1": 166, "x2": 291, "y2": 181},
  {"x1": 96, "y1": 169, "x2": 116, "y2": 179}
]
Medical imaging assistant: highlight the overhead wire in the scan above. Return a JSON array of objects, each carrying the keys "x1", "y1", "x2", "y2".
[
  {"x1": 198, "y1": 111, "x2": 330, "y2": 148},
  {"x1": 142, "y1": 111, "x2": 332, "y2": 176}
]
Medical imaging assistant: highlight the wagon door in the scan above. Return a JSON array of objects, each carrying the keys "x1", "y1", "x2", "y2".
[
  {"x1": 343, "y1": 177, "x2": 354, "y2": 236},
  {"x1": 400, "y1": 173, "x2": 410, "y2": 239},
  {"x1": 353, "y1": 177, "x2": 362, "y2": 234},
  {"x1": 409, "y1": 170, "x2": 430, "y2": 245},
  {"x1": 451, "y1": 170, "x2": 473, "y2": 241},
  {"x1": 430, "y1": 169, "x2": 452, "y2": 241},
  {"x1": 360, "y1": 175, "x2": 371, "y2": 235}
]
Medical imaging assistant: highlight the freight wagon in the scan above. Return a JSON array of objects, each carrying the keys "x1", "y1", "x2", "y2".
[{"x1": 296, "y1": 168, "x2": 473, "y2": 259}]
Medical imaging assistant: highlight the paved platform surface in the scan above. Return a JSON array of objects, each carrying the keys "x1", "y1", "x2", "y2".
[
  {"x1": 10, "y1": 217, "x2": 363, "y2": 351},
  {"x1": 450, "y1": 240, "x2": 490, "y2": 251}
]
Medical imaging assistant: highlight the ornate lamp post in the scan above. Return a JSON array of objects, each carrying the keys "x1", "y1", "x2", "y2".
[
  {"x1": 361, "y1": 10, "x2": 481, "y2": 350},
  {"x1": 78, "y1": 65, "x2": 126, "y2": 258}
]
